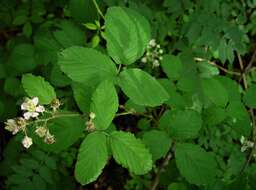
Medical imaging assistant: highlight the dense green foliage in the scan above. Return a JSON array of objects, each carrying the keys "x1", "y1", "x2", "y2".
[{"x1": 1, "y1": 0, "x2": 256, "y2": 189}]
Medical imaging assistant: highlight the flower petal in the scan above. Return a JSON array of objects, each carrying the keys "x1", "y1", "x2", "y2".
[
  {"x1": 36, "y1": 105, "x2": 45, "y2": 113},
  {"x1": 32, "y1": 97, "x2": 39, "y2": 106},
  {"x1": 24, "y1": 112, "x2": 32, "y2": 120},
  {"x1": 21, "y1": 102, "x2": 28, "y2": 110},
  {"x1": 31, "y1": 112, "x2": 39, "y2": 118}
]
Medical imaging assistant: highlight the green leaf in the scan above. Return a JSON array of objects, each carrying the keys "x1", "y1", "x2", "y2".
[
  {"x1": 201, "y1": 77, "x2": 229, "y2": 107},
  {"x1": 75, "y1": 132, "x2": 108, "y2": 185},
  {"x1": 9, "y1": 44, "x2": 36, "y2": 74},
  {"x1": 118, "y1": 68, "x2": 169, "y2": 106},
  {"x1": 203, "y1": 106, "x2": 227, "y2": 126},
  {"x1": 125, "y1": 99, "x2": 146, "y2": 113},
  {"x1": 72, "y1": 83, "x2": 94, "y2": 113},
  {"x1": 84, "y1": 23, "x2": 98, "y2": 30},
  {"x1": 161, "y1": 54, "x2": 182, "y2": 80},
  {"x1": 243, "y1": 84, "x2": 256, "y2": 108},
  {"x1": 34, "y1": 32, "x2": 62, "y2": 64},
  {"x1": 91, "y1": 35, "x2": 100, "y2": 48},
  {"x1": 159, "y1": 110, "x2": 202, "y2": 139},
  {"x1": 4, "y1": 77, "x2": 24, "y2": 97},
  {"x1": 142, "y1": 130, "x2": 172, "y2": 161},
  {"x1": 168, "y1": 182, "x2": 187, "y2": 190},
  {"x1": 50, "y1": 64, "x2": 71, "y2": 87},
  {"x1": 175, "y1": 143, "x2": 218, "y2": 186},
  {"x1": 110, "y1": 131, "x2": 152, "y2": 175},
  {"x1": 90, "y1": 80, "x2": 118, "y2": 130},
  {"x1": 32, "y1": 174, "x2": 47, "y2": 190},
  {"x1": 13, "y1": 15, "x2": 28, "y2": 25},
  {"x1": 53, "y1": 20, "x2": 86, "y2": 48},
  {"x1": 218, "y1": 39, "x2": 234, "y2": 64},
  {"x1": 69, "y1": 0, "x2": 97, "y2": 23},
  {"x1": 23, "y1": 22, "x2": 32, "y2": 37},
  {"x1": 197, "y1": 62, "x2": 219, "y2": 78},
  {"x1": 158, "y1": 79, "x2": 186, "y2": 109},
  {"x1": 22, "y1": 74, "x2": 56, "y2": 104},
  {"x1": 34, "y1": 115, "x2": 84, "y2": 152},
  {"x1": 217, "y1": 76, "x2": 240, "y2": 102},
  {"x1": 105, "y1": 6, "x2": 151, "y2": 65},
  {"x1": 39, "y1": 166, "x2": 53, "y2": 184},
  {"x1": 58, "y1": 47, "x2": 117, "y2": 86}
]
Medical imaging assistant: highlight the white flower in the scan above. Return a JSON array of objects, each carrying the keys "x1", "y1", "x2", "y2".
[
  {"x1": 5, "y1": 119, "x2": 19, "y2": 134},
  {"x1": 4, "y1": 117, "x2": 26, "y2": 134},
  {"x1": 21, "y1": 97, "x2": 45, "y2": 120},
  {"x1": 22, "y1": 136, "x2": 33, "y2": 149},
  {"x1": 149, "y1": 39, "x2": 156, "y2": 47}
]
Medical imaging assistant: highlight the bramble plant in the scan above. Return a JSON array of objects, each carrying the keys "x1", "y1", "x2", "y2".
[{"x1": 1, "y1": 0, "x2": 256, "y2": 190}]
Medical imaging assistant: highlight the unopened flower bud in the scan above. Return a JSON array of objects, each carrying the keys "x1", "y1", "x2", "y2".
[
  {"x1": 149, "y1": 39, "x2": 156, "y2": 47},
  {"x1": 153, "y1": 60, "x2": 160, "y2": 67},
  {"x1": 86, "y1": 120, "x2": 96, "y2": 132},
  {"x1": 35, "y1": 126, "x2": 47, "y2": 138},
  {"x1": 22, "y1": 136, "x2": 33, "y2": 149},
  {"x1": 89, "y1": 112, "x2": 96, "y2": 119},
  {"x1": 44, "y1": 131, "x2": 55, "y2": 144},
  {"x1": 141, "y1": 57, "x2": 147, "y2": 63},
  {"x1": 51, "y1": 98, "x2": 61, "y2": 111}
]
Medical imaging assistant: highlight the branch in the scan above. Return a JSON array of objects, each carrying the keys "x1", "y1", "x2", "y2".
[
  {"x1": 245, "y1": 48, "x2": 256, "y2": 73},
  {"x1": 237, "y1": 53, "x2": 256, "y2": 174},
  {"x1": 194, "y1": 57, "x2": 241, "y2": 76},
  {"x1": 150, "y1": 152, "x2": 172, "y2": 190},
  {"x1": 237, "y1": 53, "x2": 248, "y2": 89}
]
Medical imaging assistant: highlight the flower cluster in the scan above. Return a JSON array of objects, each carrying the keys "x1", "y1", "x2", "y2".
[
  {"x1": 141, "y1": 39, "x2": 164, "y2": 68},
  {"x1": 4, "y1": 97, "x2": 60, "y2": 149}
]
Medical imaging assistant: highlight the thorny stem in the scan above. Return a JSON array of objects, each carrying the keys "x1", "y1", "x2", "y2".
[
  {"x1": 237, "y1": 52, "x2": 256, "y2": 175},
  {"x1": 93, "y1": 0, "x2": 105, "y2": 20},
  {"x1": 194, "y1": 57, "x2": 241, "y2": 76}
]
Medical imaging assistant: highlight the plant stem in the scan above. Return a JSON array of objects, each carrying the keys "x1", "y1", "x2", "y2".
[
  {"x1": 28, "y1": 112, "x2": 81, "y2": 125},
  {"x1": 150, "y1": 152, "x2": 172, "y2": 190},
  {"x1": 194, "y1": 57, "x2": 241, "y2": 76},
  {"x1": 237, "y1": 53, "x2": 256, "y2": 174},
  {"x1": 237, "y1": 53, "x2": 248, "y2": 89},
  {"x1": 93, "y1": 0, "x2": 105, "y2": 20},
  {"x1": 245, "y1": 48, "x2": 256, "y2": 73}
]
